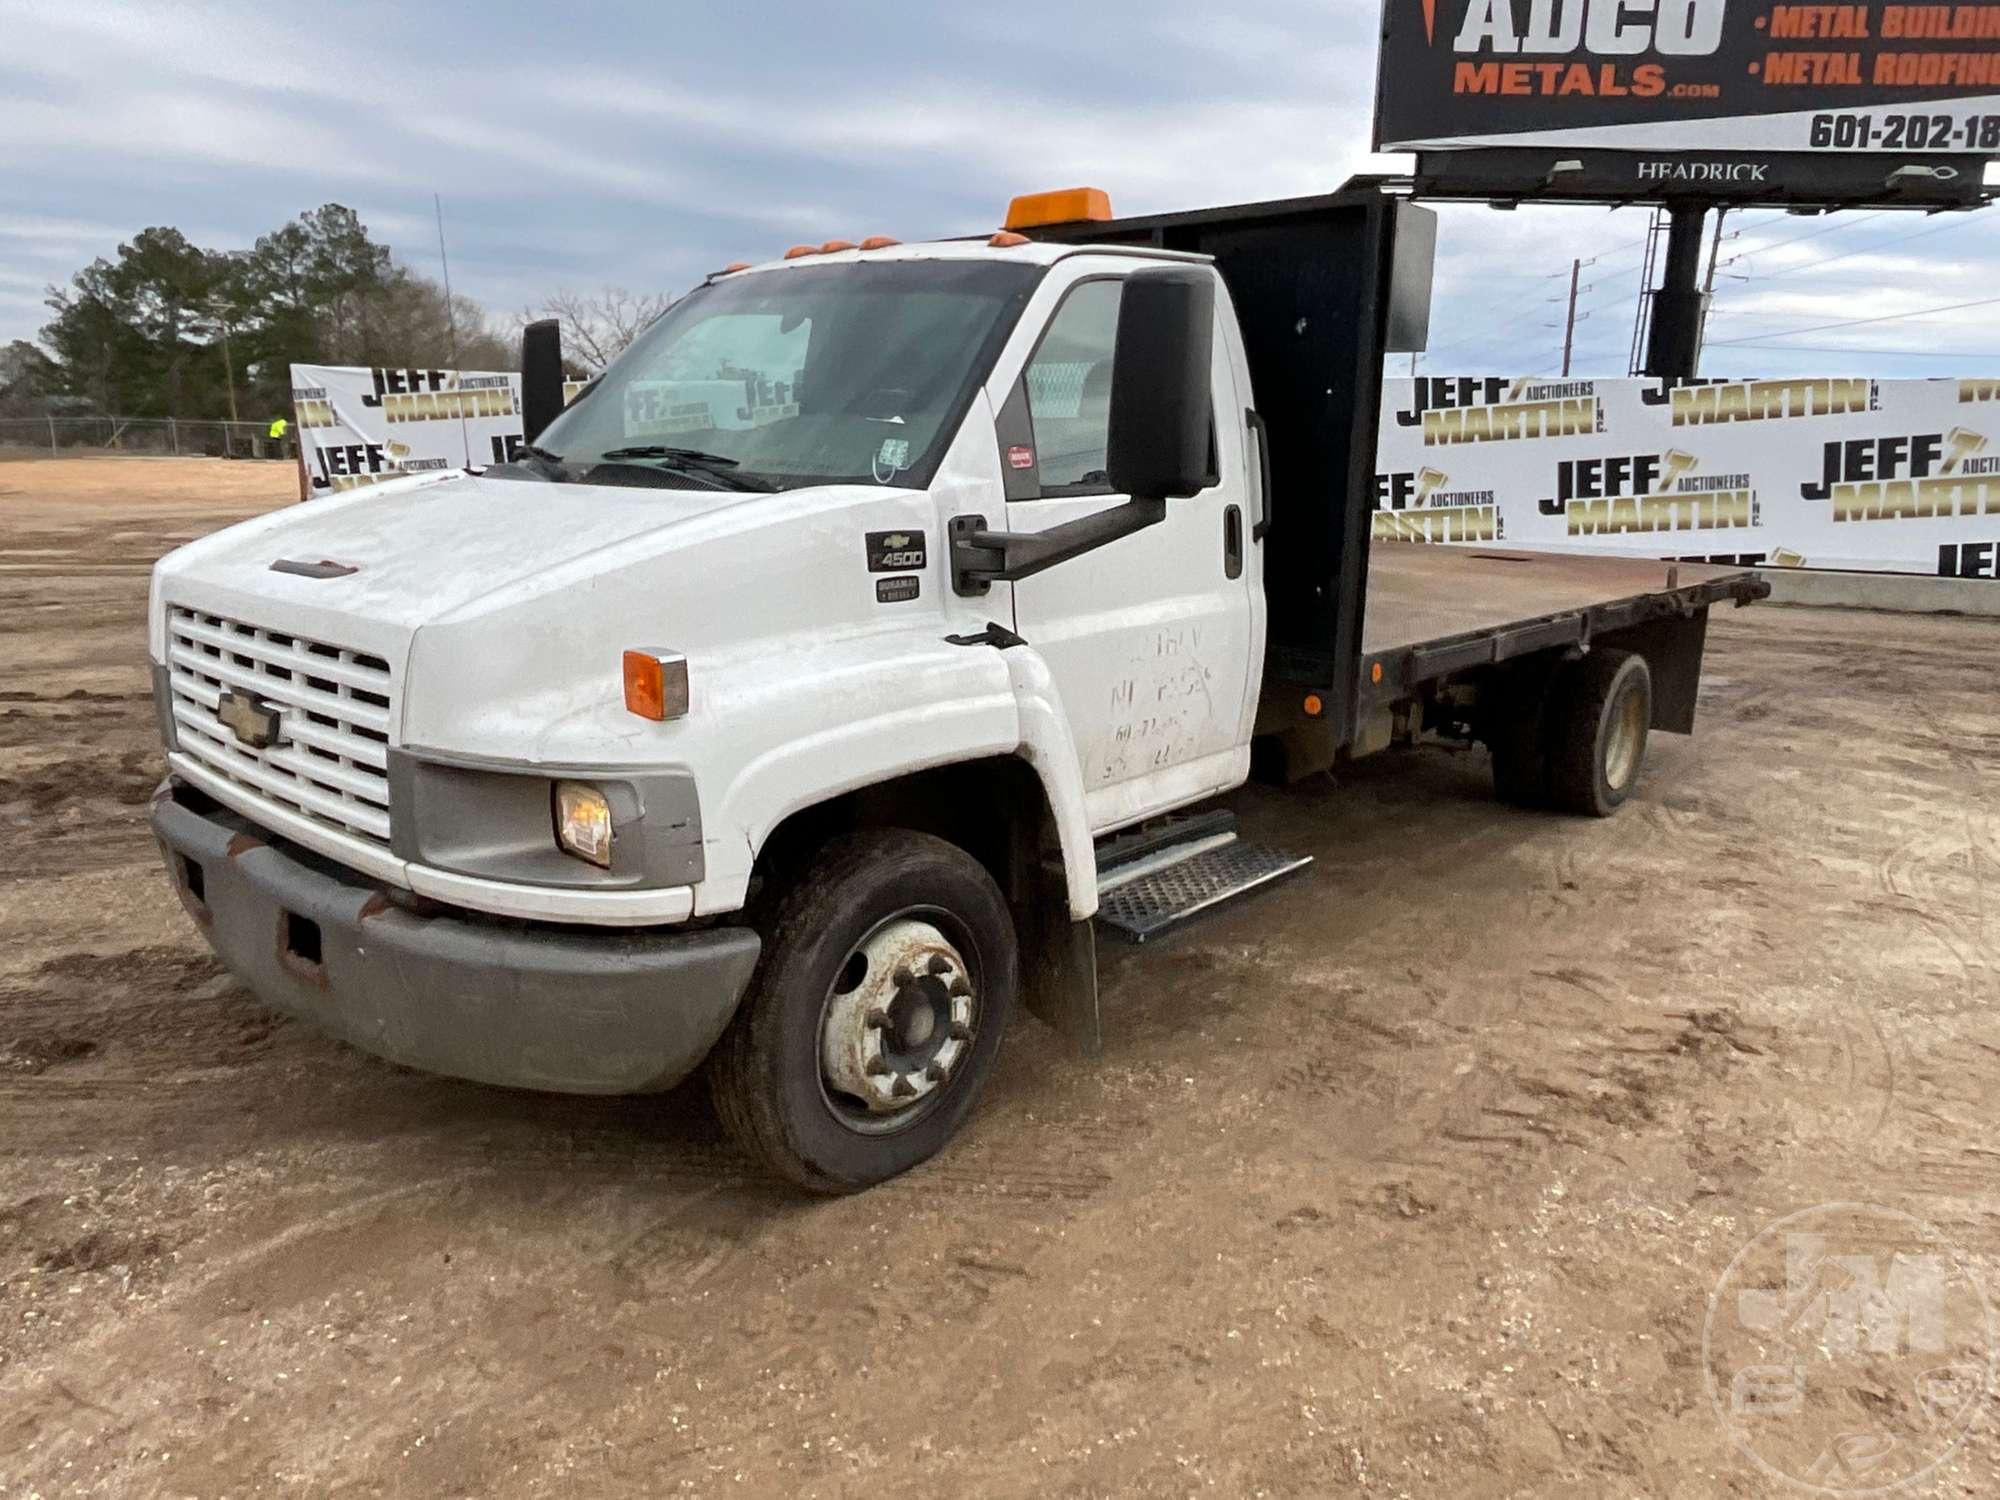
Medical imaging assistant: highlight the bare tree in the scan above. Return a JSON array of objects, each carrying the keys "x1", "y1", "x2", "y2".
[{"x1": 526, "y1": 287, "x2": 673, "y2": 372}]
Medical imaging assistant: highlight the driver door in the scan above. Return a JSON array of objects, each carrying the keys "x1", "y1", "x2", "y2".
[{"x1": 1001, "y1": 269, "x2": 1259, "y2": 832}]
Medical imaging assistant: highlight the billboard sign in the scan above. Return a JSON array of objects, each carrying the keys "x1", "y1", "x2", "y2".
[{"x1": 1375, "y1": 0, "x2": 2000, "y2": 155}]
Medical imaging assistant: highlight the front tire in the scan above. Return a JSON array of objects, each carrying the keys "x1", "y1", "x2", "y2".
[{"x1": 710, "y1": 829, "x2": 1018, "y2": 1193}]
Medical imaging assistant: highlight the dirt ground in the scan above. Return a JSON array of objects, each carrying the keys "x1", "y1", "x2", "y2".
[{"x1": 2, "y1": 455, "x2": 1998, "y2": 1498}]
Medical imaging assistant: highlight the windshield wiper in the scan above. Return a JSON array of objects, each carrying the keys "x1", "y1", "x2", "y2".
[
  {"x1": 592, "y1": 446, "x2": 774, "y2": 492},
  {"x1": 483, "y1": 442, "x2": 568, "y2": 484},
  {"x1": 601, "y1": 445, "x2": 740, "y2": 466}
]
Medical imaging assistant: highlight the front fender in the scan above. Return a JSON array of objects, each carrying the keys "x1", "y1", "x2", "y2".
[
  {"x1": 1003, "y1": 646, "x2": 1097, "y2": 920},
  {"x1": 697, "y1": 636, "x2": 1020, "y2": 915},
  {"x1": 699, "y1": 639, "x2": 1099, "y2": 922}
]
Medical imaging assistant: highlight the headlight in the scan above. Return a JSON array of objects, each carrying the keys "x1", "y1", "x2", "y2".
[{"x1": 553, "y1": 781, "x2": 614, "y2": 868}]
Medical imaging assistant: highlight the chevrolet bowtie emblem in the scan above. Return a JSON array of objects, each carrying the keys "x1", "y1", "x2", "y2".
[
  {"x1": 216, "y1": 690, "x2": 281, "y2": 749},
  {"x1": 882, "y1": 533, "x2": 912, "y2": 550}
]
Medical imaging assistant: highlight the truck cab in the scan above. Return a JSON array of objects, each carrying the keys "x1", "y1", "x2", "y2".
[{"x1": 148, "y1": 182, "x2": 1763, "y2": 1192}]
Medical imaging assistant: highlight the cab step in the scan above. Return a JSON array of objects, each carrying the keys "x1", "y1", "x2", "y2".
[{"x1": 1093, "y1": 814, "x2": 1312, "y2": 944}]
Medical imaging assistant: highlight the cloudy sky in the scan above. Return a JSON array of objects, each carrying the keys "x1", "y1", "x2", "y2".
[{"x1": 4, "y1": 0, "x2": 1998, "y2": 378}]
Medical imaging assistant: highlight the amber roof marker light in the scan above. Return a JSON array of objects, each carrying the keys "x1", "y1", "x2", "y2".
[{"x1": 1005, "y1": 188, "x2": 1113, "y2": 231}]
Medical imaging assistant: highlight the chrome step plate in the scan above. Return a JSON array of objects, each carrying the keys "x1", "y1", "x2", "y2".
[{"x1": 1095, "y1": 840, "x2": 1313, "y2": 944}]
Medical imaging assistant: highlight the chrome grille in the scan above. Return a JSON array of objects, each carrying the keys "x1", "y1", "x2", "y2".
[{"x1": 165, "y1": 605, "x2": 395, "y2": 846}]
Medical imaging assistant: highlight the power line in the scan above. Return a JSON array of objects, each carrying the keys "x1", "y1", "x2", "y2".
[
  {"x1": 1428, "y1": 288, "x2": 1578, "y2": 350},
  {"x1": 1715, "y1": 265, "x2": 1996, "y2": 291},
  {"x1": 1726, "y1": 209, "x2": 1887, "y2": 264},
  {"x1": 1723, "y1": 212, "x2": 1992, "y2": 288},
  {"x1": 1709, "y1": 294, "x2": 2000, "y2": 346},
  {"x1": 1706, "y1": 342, "x2": 2000, "y2": 357},
  {"x1": 1425, "y1": 230, "x2": 1652, "y2": 358}
]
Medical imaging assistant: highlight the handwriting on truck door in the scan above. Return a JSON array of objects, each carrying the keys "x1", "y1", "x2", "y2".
[{"x1": 1095, "y1": 624, "x2": 1218, "y2": 784}]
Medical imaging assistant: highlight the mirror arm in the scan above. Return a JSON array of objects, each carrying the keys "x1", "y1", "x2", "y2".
[{"x1": 949, "y1": 498, "x2": 1166, "y2": 597}]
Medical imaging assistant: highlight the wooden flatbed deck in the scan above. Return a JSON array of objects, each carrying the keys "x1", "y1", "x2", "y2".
[
  {"x1": 1362, "y1": 543, "x2": 1749, "y2": 658},
  {"x1": 1351, "y1": 543, "x2": 1768, "y2": 720}
]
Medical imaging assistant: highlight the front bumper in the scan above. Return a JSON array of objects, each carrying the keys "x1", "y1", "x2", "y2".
[{"x1": 149, "y1": 780, "x2": 761, "y2": 1095}]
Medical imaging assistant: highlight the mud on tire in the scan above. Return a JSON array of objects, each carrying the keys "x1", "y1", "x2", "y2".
[
  {"x1": 1546, "y1": 648, "x2": 1652, "y2": 818},
  {"x1": 709, "y1": 828, "x2": 1018, "y2": 1194}
]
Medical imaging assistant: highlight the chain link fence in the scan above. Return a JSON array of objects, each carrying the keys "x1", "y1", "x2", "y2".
[{"x1": 0, "y1": 417, "x2": 295, "y2": 460}]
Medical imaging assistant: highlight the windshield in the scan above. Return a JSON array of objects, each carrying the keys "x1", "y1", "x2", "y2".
[{"x1": 532, "y1": 258, "x2": 1042, "y2": 492}]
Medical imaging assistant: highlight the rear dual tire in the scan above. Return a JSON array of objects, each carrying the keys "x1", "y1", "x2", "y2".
[{"x1": 1490, "y1": 649, "x2": 1652, "y2": 818}]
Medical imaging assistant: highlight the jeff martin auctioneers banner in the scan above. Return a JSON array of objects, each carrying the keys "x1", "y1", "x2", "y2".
[
  {"x1": 290, "y1": 365, "x2": 591, "y2": 497},
  {"x1": 290, "y1": 364, "x2": 528, "y2": 497},
  {"x1": 1377, "y1": 375, "x2": 2000, "y2": 580},
  {"x1": 296, "y1": 362, "x2": 2000, "y2": 581}
]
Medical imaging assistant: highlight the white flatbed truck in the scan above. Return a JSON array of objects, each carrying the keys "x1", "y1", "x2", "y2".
[{"x1": 148, "y1": 180, "x2": 1766, "y2": 1191}]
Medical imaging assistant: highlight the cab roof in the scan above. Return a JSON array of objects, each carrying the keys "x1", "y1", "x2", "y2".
[{"x1": 710, "y1": 236, "x2": 1211, "y2": 284}]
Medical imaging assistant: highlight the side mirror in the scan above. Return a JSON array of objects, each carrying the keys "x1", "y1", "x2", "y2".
[
  {"x1": 1105, "y1": 267, "x2": 1215, "y2": 502},
  {"x1": 521, "y1": 318, "x2": 564, "y2": 445}
]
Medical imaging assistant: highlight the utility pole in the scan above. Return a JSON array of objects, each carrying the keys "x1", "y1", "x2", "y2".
[
  {"x1": 1562, "y1": 258, "x2": 1582, "y2": 377},
  {"x1": 1695, "y1": 208, "x2": 1728, "y2": 371}
]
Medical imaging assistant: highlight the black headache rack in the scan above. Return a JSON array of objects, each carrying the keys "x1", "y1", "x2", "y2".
[{"x1": 1030, "y1": 178, "x2": 1437, "y2": 753}]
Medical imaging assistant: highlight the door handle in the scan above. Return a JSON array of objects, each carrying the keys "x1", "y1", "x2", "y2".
[
  {"x1": 1245, "y1": 408, "x2": 1272, "y2": 541},
  {"x1": 1223, "y1": 504, "x2": 1244, "y2": 580}
]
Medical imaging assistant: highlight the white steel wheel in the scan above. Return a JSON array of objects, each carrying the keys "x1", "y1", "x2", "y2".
[
  {"x1": 818, "y1": 915, "x2": 979, "y2": 1133},
  {"x1": 1602, "y1": 672, "x2": 1648, "y2": 793},
  {"x1": 1548, "y1": 648, "x2": 1652, "y2": 818},
  {"x1": 709, "y1": 829, "x2": 1017, "y2": 1194}
]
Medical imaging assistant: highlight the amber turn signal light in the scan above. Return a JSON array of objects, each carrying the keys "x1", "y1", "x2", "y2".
[{"x1": 623, "y1": 649, "x2": 690, "y2": 722}]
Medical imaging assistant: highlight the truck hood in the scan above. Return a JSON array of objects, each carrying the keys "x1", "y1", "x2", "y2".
[
  {"x1": 150, "y1": 465, "x2": 959, "y2": 765},
  {"x1": 153, "y1": 471, "x2": 756, "y2": 635}
]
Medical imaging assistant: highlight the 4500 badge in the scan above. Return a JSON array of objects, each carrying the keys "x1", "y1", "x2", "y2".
[{"x1": 866, "y1": 529, "x2": 927, "y2": 604}]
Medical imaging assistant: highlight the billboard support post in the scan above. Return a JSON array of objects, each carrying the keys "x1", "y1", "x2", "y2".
[{"x1": 1643, "y1": 205, "x2": 1709, "y2": 383}]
